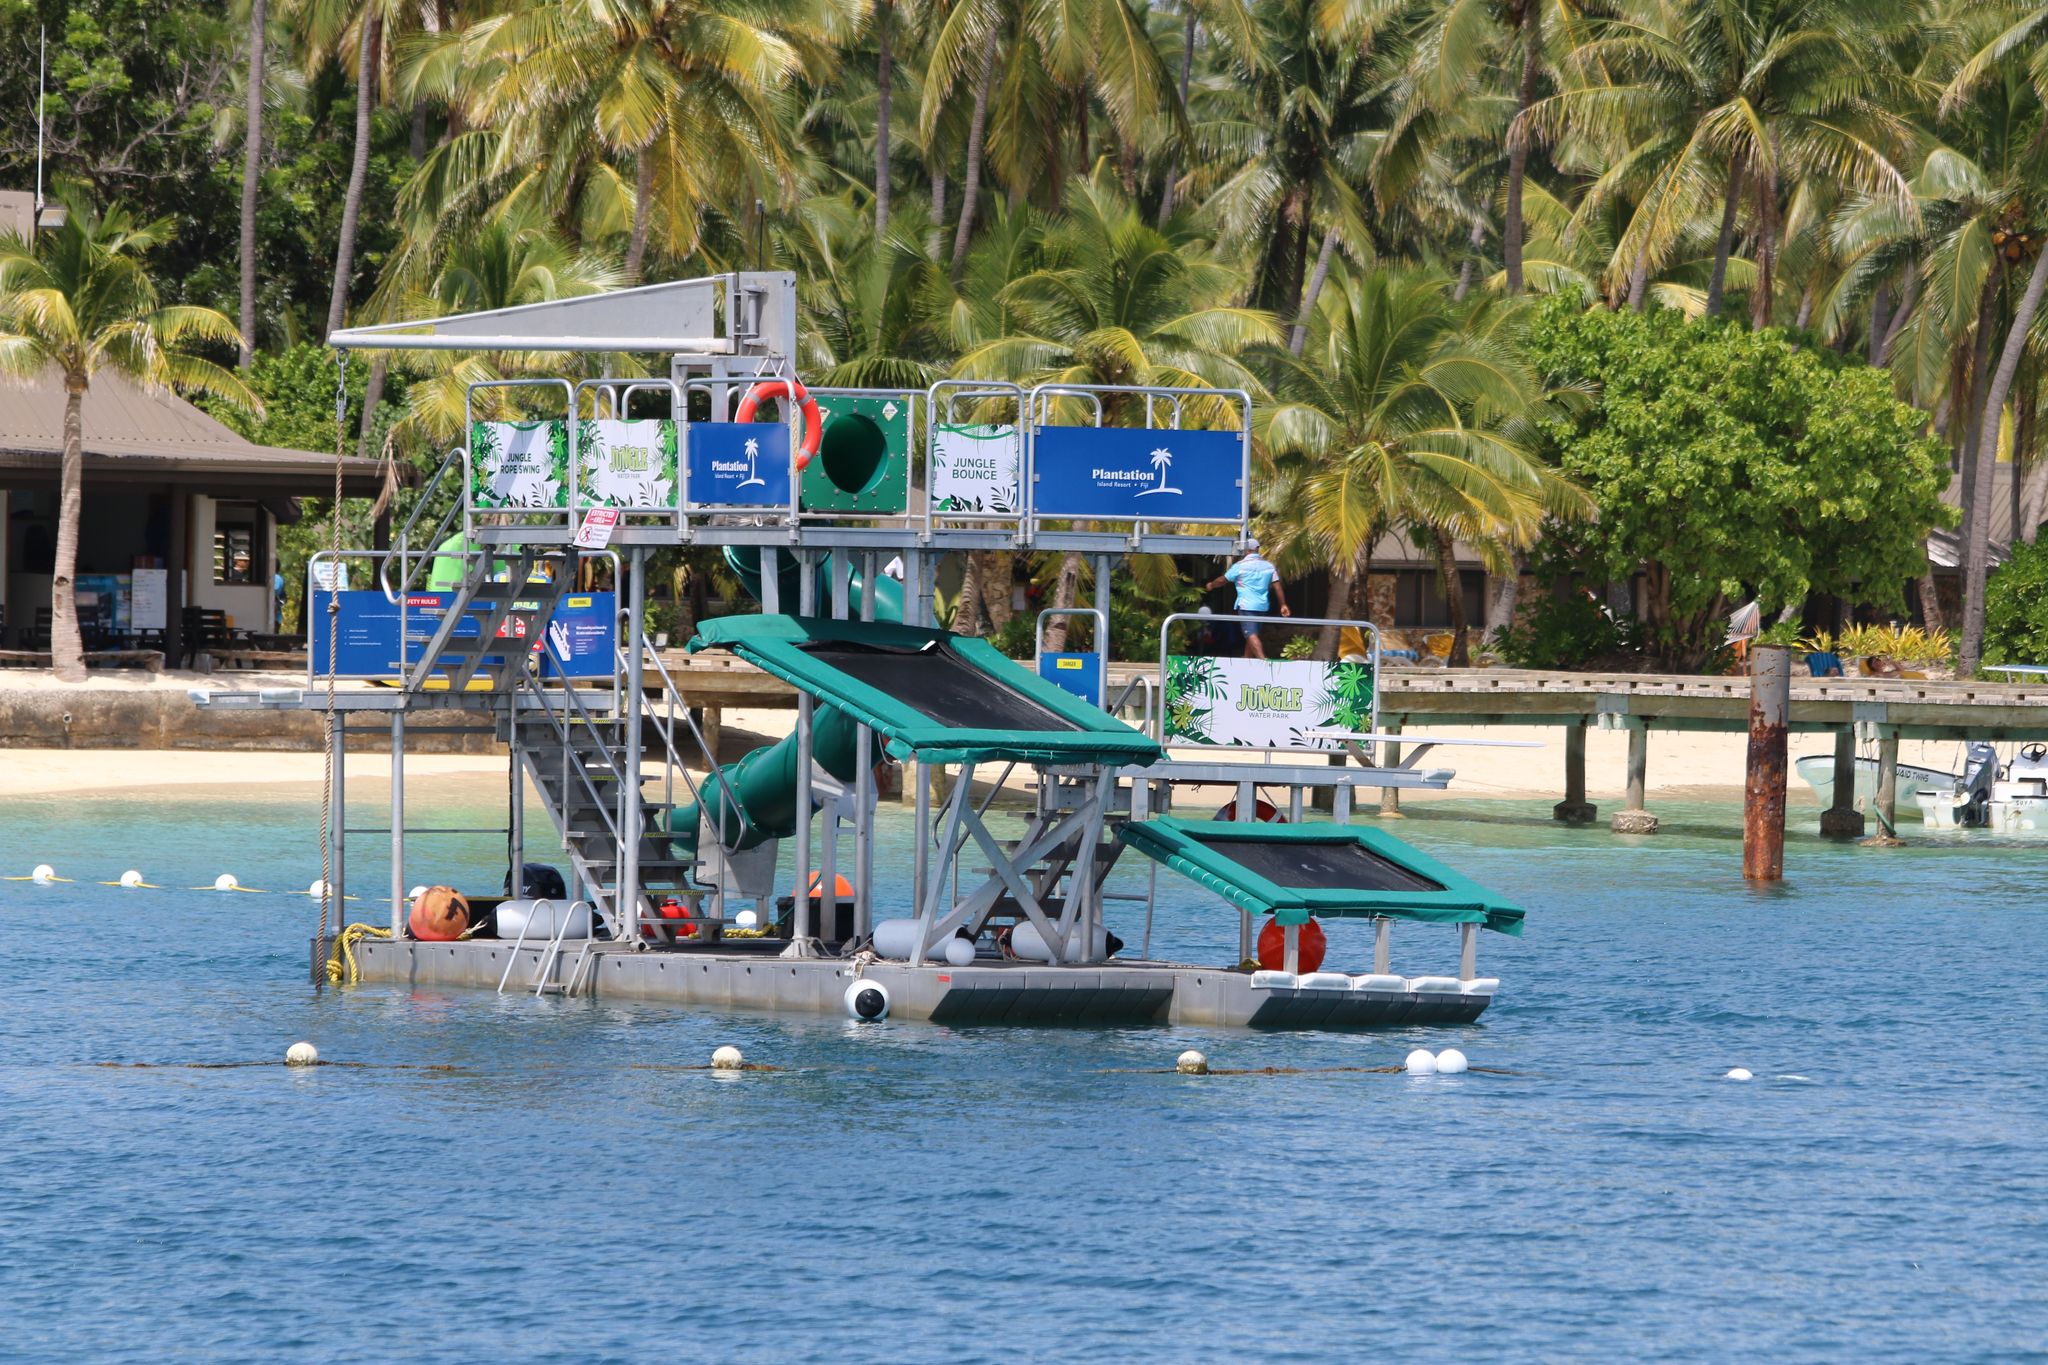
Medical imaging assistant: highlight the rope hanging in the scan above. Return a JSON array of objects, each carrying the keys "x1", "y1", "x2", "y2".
[{"x1": 316, "y1": 350, "x2": 348, "y2": 982}]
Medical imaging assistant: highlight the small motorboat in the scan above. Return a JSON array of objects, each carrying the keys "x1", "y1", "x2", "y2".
[
  {"x1": 1989, "y1": 744, "x2": 2048, "y2": 832},
  {"x1": 1795, "y1": 752, "x2": 1954, "y2": 821},
  {"x1": 1914, "y1": 743, "x2": 1998, "y2": 829}
]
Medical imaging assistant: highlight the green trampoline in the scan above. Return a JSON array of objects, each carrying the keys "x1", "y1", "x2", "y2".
[
  {"x1": 1117, "y1": 817, "x2": 1524, "y2": 934},
  {"x1": 687, "y1": 615, "x2": 1163, "y2": 768}
]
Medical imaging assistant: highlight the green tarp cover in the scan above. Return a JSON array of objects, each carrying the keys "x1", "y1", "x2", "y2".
[
  {"x1": 1116, "y1": 817, "x2": 1525, "y2": 935},
  {"x1": 687, "y1": 614, "x2": 1164, "y2": 768}
]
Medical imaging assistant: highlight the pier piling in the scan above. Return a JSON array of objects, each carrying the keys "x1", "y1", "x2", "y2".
[
  {"x1": 1552, "y1": 722, "x2": 1597, "y2": 824},
  {"x1": 1860, "y1": 729, "x2": 1904, "y2": 848},
  {"x1": 1818, "y1": 728, "x2": 1865, "y2": 837},
  {"x1": 1609, "y1": 720, "x2": 1659, "y2": 834},
  {"x1": 1378, "y1": 721, "x2": 1404, "y2": 819},
  {"x1": 1743, "y1": 645, "x2": 1790, "y2": 879}
]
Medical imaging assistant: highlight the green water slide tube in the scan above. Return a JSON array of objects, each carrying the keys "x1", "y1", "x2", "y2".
[{"x1": 667, "y1": 548, "x2": 903, "y2": 857}]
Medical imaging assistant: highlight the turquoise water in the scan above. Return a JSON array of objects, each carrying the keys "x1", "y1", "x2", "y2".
[{"x1": 1, "y1": 786, "x2": 2042, "y2": 1362}]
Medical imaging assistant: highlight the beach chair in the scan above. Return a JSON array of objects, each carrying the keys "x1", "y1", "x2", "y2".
[{"x1": 1806, "y1": 650, "x2": 1843, "y2": 677}]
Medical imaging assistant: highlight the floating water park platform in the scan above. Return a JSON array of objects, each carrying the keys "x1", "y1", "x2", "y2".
[{"x1": 226, "y1": 273, "x2": 1532, "y2": 1031}]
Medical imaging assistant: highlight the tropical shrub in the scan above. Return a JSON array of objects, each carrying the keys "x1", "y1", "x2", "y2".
[{"x1": 1982, "y1": 540, "x2": 2048, "y2": 669}]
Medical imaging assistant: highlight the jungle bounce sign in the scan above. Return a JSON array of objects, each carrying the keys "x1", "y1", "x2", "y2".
[{"x1": 1163, "y1": 656, "x2": 1375, "y2": 749}]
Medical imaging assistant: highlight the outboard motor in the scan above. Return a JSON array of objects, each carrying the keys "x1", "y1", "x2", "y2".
[
  {"x1": 1958, "y1": 742, "x2": 1999, "y2": 826},
  {"x1": 510, "y1": 862, "x2": 568, "y2": 900}
]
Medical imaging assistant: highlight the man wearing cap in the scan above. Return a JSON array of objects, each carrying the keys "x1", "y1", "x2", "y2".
[{"x1": 1204, "y1": 540, "x2": 1290, "y2": 659}]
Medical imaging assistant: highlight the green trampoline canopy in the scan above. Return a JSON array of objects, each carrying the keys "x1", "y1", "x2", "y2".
[
  {"x1": 1117, "y1": 817, "x2": 1524, "y2": 934},
  {"x1": 687, "y1": 614, "x2": 1164, "y2": 768}
]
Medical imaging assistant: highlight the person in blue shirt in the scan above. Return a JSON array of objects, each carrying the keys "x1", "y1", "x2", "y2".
[{"x1": 1203, "y1": 540, "x2": 1290, "y2": 659}]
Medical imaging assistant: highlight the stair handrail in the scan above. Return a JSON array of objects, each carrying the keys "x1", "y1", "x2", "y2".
[
  {"x1": 380, "y1": 444, "x2": 470, "y2": 603},
  {"x1": 515, "y1": 671, "x2": 625, "y2": 862},
  {"x1": 1108, "y1": 673, "x2": 1155, "y2": 734},
  {"x1": 630, "y1": 637, "x2": 748, "y2": 853}
]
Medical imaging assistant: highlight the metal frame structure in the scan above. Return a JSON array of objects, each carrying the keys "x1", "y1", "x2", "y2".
[{"x1": 268, "y1": 274, "x2": 1516, "y2": 1026}]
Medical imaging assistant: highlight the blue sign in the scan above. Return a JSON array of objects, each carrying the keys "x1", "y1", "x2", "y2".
[
  {"x1": 1030, "y1": 425, "x2": 1243, "y2": 522},
  {"x1": 1038, "y1": 652, "x2": 1103, "y2": 705},
  {"x1": 688, "y1": 421, "x2": 791, "y2": 507},
  {"x1": 311, "y1": 590, "x2": 617, "y2": 681}
]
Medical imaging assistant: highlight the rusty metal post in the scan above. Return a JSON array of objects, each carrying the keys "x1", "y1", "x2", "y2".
[{"x1": 1743, "y1": 644, "x2": 1791, "y2": 879}]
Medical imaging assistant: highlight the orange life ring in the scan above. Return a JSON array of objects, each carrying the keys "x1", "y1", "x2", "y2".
[
  {"x1": 1215, "y1": 797, "x2": 1286, "y2": 823},
  {"x1": 734, "y1": 379, "x2": 823, "y2": 470}
]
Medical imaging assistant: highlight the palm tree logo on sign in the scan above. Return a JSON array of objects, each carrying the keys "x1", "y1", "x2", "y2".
[
  {"x1": 1136, "y1": 446, "x2": 1182, "y2": 497},
  {"x1": 738, "y1": 436, "x2": 766, "y2": 489}
]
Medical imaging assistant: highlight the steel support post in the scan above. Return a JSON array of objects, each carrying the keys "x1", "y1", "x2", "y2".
[
  {"x1": 622, "y1": 548, "x2": 646, "y2": 941},
  {"x1": 390, "y1": 712, "x2": 405, "y2": 937},
  {"x1": 794, "y1": 552, "x2": 816, "y2": 939}
]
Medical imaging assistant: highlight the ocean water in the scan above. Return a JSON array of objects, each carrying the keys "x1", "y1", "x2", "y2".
[{"x1": 0, "y1": 784, "x2": 2042, "y2": 1363}]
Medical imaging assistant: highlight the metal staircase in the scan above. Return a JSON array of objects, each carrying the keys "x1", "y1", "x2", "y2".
[
  {"x1": 407, "y1": 547, "x2": 578, "y2": 692},
  {"x1": 508, "y1": 667, "x2": 704, "y2": 936}
]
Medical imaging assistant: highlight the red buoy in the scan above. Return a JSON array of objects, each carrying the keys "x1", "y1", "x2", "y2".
[
  {"x1": 643, "y1": 895, "x2": 699, "y2": 943},
  {"x1": 805, "y1": 872, "x2": 855, "y2": 899},
  {"x1": 1256, "y1": 916, "x2": 1326, "y2": 973},
  {"x1": 408, "y1": 886, "x2": 470, "y2": 941}
]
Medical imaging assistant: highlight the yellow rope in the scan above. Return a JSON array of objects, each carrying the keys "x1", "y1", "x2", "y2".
[{"x1": 325, "y1": 922, "x2": 392, "y2": 986}]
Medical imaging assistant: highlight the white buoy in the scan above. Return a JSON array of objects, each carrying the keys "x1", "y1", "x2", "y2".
[
  {"x1": 284, "y1": 1041, "x2": 319, "y2": 1067},
  {"x1": 844, "y1": 979, "x2": 891, "y2": 1021},
  {"x1": 408, "y1": 885, "x2": 428, "y2": 902},
  {"x1": 119, "y1": 870, "x2": 145, "y2": 888},
  {"x1": 1435, "y1": 1048, "x2": 1469, "y2": 1074},
  {"x1": 941, "y1": 936, "x2": 976, "y2": 967},
  {"x1": 734, "y1": 909, "x2": 758, "y2": 930},
  {"x1": 307, "y1": 879, "x2": 329, "y2": 899},
  {"x1": 1724, "y1": 1067, "x2": 1753, "y2": 1082},
  {"x1": 1405, "y1": 1048, "x2": 1438, "y2": 1075},
  {"x1": 213, "y1": 873, "x2": 239, "y2": 892},
  {"x1": 1176, "y1": 1049, "x2": 1209, "y2": 1075},
  {"x1": 711, "y1": 1045, "x2": 745, "y2": 1070},
  {"x1": 31, "y1": 864, "x2": 55, "y2": 884}
]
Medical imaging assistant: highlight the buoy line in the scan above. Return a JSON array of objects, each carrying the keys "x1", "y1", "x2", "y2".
[
  {"x1": 1097, "y1": 1064, "x2": 1527, "y2": 1077},
  {"x1": 90, "y1": 1061, "x2": 470, "y2": 1071},
  {"x1": 5, "y1": 865, "x2": 361, "y2": 894}
]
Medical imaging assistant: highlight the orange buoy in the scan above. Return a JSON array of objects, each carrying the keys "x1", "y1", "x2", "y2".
[
  {"x1": 643, "y1": 896, "x2": 699, "y2": 942},
  {"x1": 805, "y1": 872, "x2": 855, "y2": 899},
  {"x1": 408, "y1": 886, "x2": 470, "y2": 941},
  {"x1": 1215, "y1": 797, "x2": 1286, "y2": 823},
  {"x1": 1256, "y1": 915, "x2": 1326, "y2": 973}
]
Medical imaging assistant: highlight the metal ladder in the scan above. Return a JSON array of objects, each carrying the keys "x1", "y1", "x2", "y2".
[{"x1": 406, "y1": 546, "x2": 577, "y2": 693}]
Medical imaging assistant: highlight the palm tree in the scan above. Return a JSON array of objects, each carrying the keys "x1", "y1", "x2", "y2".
[
  {"x1": 240, "y1": 0, "x2": 270, "y2": 367},
  {"x1": 0, "y1": 200, "x2": 255, "y2": 682},
  {"x1": 1531, "y1": 0, "x2": 1915, "y2": 322},
  {"x1": 955, "y1": 171, "x2": 1278, "y2": 643},
  {"x1": 1259, "y1": 267, "x2": 1582, "y2": 663}
]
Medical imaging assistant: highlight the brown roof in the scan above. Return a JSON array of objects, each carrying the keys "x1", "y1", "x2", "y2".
[{"x1": 0, "y1": 363, "x2": 389, "y2": 496}]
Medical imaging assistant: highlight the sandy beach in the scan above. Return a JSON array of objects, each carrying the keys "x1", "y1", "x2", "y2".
[{"x1": 0, "y1": 701, "x2": 1975, "y2": 805}]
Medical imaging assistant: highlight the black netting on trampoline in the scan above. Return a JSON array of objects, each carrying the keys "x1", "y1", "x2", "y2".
[
  {"x1": 1192, "y1": 836, "x2": 1445, "y2": 893},
  {"x1": 798, "y1": 642, "x2": 1083, "y2": 733}
]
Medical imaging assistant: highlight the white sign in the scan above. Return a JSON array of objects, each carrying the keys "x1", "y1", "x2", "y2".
[
  {"x1": 579, "y1": 418, "x2": 678, "y2": 508},
  {"x1": 1162, "y1": 656, "x2": 1376, "y2": 750},
  {"x1": 130, "y1": 568, "x2": 168, "y2": 631},
  {"x1": 310, "y1": 559, "x2": 349, "y2": 592},
  {"x1": 574, "y1": 508, "x2": 620, "y2": 549},
  {"x1": 470, "y1": 420, "x2": 567, "y2": 509},
  {"x1": 930, "y1": 423, "x2": 1020, "y2": 516}
]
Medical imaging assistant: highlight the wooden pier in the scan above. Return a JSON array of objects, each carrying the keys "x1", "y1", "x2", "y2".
[{"x1": 651, "y1": 653, "x2": 2048, "y2": 840}]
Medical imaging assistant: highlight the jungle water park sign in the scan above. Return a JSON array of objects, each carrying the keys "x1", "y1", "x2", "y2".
[
  {"x1": 1031, "y1": 426, "x2": 1243, "y2": 522},
  {"x1": 930, "y1": 423, "x2": 1021, "y2": 515},
  {"x1": 578, "y1": 418, "x2": 678, "y2": 509},
  {"x1": 1163, "y1": 656, "x2": 1375, "y2": 749},
  {"x1": 687, "y1": 421, "x2": 792, "y2": 507},
  {"x1": 470, "y1": 420, "x2": 569, "y2": 509}
]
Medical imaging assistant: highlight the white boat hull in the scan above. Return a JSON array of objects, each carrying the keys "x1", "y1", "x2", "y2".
[{"x1": 1795, "y1": 754, "x2": 1951, "y2": 822}]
